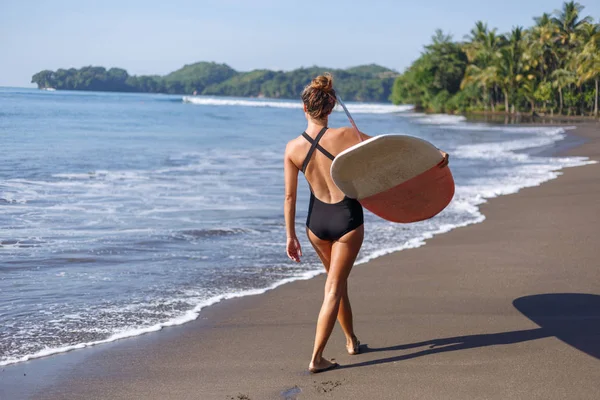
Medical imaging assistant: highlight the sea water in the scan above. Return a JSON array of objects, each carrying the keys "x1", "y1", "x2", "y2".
[{"x1": 0, "y1": 88, "x2": 593, "y2": 366}]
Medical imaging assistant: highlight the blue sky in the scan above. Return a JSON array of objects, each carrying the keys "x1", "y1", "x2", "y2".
[{"x1": 1, "y1": 0, "x2": 599, "y2": 87}]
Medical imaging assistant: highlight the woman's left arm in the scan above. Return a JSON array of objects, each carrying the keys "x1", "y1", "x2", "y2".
[{"x1": 284, "y1": 143, "x2": 302, "y2": 262}]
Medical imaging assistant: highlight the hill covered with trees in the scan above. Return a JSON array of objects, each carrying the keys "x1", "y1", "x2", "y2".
[
  {"x1": 31, "y1": 63, "x2": 398, "y2": 103},
  {"x1": 391, "y1": 1, "x2": 599, "y2": 117}
]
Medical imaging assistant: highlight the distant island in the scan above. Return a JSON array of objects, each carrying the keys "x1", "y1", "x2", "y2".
[{"x1": 31, "y1": 63, "x2": 398, "y2": 103}]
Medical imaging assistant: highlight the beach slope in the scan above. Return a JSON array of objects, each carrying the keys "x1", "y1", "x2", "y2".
[{"x1": 3, "y1": 125, "x2": 600, "y2": 400}]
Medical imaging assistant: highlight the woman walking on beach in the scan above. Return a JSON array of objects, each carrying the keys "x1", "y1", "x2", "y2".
[{"x1": 283, "y1": 74, "x2": 367, "y2": 373}]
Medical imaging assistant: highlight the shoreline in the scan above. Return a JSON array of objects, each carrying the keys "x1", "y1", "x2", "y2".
[
  {"x1": 0, "y1": 122, "x2": 587, "y2": 369},
  {"x1": 464, "y1": 112, "x2": 599, "y2": 125},
  {"x1": 2, "y1": 123, "x2": 599, "y2": 400}
]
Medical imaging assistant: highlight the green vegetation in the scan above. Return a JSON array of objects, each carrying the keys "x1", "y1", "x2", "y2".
[
  {"x1": 31, "y1": 63, "x2": 397, "y2": 103},
  {"x1": 391, "y1": 1, "x2": 600, "y2": 117}
]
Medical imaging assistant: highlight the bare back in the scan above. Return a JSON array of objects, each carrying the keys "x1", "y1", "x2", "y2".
[{"x1": 288, "y1": 126, "x2": 363, "y2": 203}]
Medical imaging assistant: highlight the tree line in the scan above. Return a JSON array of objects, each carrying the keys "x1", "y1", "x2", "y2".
[
  {"x1": 31, "y1": 63, "x2": 398, "y2": 103},
  {"x1": 391, "y1": 1, "x2": 599, "y2": 117}
]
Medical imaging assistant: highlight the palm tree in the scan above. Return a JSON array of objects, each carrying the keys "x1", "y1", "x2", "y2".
[
  {"x1": 529, "y1": 13, "x2": 560, "y2": 78},
  {"x1": 462, "y1": 22, "x2": 505, "y2": 111},
  {"x1": 552, "y1": 1, "x2": 593, "y2": 48},
  {"x1": 534, "y1": 12, "x2": 553, "y2": 27},
  {"x1": 520, "y1": 79, "x2": 538, "y2": 113},
  {"x1": 497, "y1": 27, "x2": 526, "y2": 113},
  {"x1": 534, "y1": 80, "x2": 554, "y2": 114},
  {"x1": 461, "y1": 64, "x2": 500, "y2": 111},
  {"x1": 497, "y1": 49, "x2": 514, "y2": 113},
  {"x1": 552, "y1": 68, "x2": 576, "y2": 114},
  {"x1": 464, "y1": 21, "x2": 490, "y2": 63},
  {"x1": 466, "y1": 22, "x2": 489, "y2": 43},
  {"x1": 575, "y1": 25, "x2": 600, "y2": 117},
  {"x1": 577, "y1": 19, "x2": 599, "y2": 41}
]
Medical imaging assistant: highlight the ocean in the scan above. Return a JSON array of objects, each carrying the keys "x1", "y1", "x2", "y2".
[{"x1": 0, "y1": 87, "x2": 593, "y2": 366}]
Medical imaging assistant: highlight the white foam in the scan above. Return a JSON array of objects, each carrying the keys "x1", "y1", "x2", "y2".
[
  {"x1": 0, "y1": 268, "x2": 323, "y2": 367},
  {"x1": 454, "y1": 137, "x2": 564, "y2": 161},
  {"x1": 404, "y1": 112, "x2": 467, "y2": 125},
  {"x1": 183, "y1": 96, "x2": 302, "y2": 109},
  {"x1": 437, "y1": 124, "x2": 575, "y2": 134},
  {"x1": 404, "y1": 111, "x2": 577, "y2": 137},
  {"x1": 0, "y1": 192, "x2": 29, "y2": 204},
  {"x1": 52, "y1": 173, "x2": 98, "y2": 180},
  {"x1": 450, "y1": 127, "x2": 592, "y2": 166},
  {"x1": 336, "y1": 103, "x2": 414, "y2": 114},
  {"x1": 182, "y1": 96, "x2": 413, "y2": 114}
]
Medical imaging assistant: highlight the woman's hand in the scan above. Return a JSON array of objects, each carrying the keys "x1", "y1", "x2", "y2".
[
  {"x1": 438, "y1": 150, "x2": 449, "y2": 168},
  {"x1": 286, "y1": 236, "x2": 302, "y2": 262}
]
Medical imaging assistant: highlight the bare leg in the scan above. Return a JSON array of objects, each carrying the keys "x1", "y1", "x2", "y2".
[
  {"x1": 338, "y1": 285, "x2": 360, "y2": 354},
  {"x1": 307, "y1": 228, "x2": 359, "y2": 351},
  {"x1": 307, "y1": 226, "x2": 363, "y2": 371}
]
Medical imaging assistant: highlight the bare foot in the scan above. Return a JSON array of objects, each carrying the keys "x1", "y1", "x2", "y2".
[
  {"x1": 346, "y1": 335, "x2": 360, "y2": 355},
  {"x1": 308, "y1": 357, "x2": 339, "y2": 373}
]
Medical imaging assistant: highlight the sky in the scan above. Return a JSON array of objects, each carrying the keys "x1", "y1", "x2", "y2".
[{"x1": 1, "y1": 0, "x2": 599, "y2": 87}]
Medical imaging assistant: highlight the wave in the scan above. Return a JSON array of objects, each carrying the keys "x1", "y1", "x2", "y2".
[
  {"x1": 173, "y1": 228, "x2": 256, "y2": 240},
  {"x1": 401, "y1": 112, "x2": 578, "y2": 136},
  {"x1": 0, "y1": 239, "x2": 44, "y2": 248},
  {"x1": 435, "y1": 123, "x2": 575, "y2": 134},
  {"x1": 453, "y1": 135, "x2": 568, "y2": 162},
  {"x1": 402, "y1": 112, "x2": 467, "y2": 125},
  {"x1": 0, "y1": 269, "x2": 323, "y2": 367},
  {"x1": 182, "y1": 96, "x2": 413, "y2": 114},
  {"x1": 336, "y1": 103, "x2": 414, "y2": 114}
]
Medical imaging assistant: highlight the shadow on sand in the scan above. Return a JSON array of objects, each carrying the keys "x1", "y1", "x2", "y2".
[{"x1": 342, "y1": 293, "x2": 600, "y2": 369}]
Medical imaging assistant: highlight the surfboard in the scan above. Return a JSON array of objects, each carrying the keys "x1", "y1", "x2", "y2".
[
  {"x1": 331, "y1": 96, "x2": 455, "y2": 223},
  {"x1": 331, "y1": 135, "x2": 455, "y2": 223}
]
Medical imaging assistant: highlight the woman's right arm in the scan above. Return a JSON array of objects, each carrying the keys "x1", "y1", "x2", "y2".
[{"x1": 284, "y1": 143, "x2": 302, "y2": 262}]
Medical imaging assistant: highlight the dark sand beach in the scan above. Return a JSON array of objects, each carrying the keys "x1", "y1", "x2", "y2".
[{"x1": 2, "y1": 123, "x2": 599, "y2": 400}]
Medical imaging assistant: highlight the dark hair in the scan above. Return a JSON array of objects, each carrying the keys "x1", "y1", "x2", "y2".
[{"x1": 301, "y1": 73, "x2": 337, "y2": 120}]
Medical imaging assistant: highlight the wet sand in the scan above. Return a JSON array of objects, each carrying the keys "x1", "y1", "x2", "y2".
[{"x1": 2, "y1": 123, "x2": 599, "y2": 400}]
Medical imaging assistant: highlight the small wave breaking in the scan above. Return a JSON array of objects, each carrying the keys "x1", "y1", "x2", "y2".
[
  {"x1": 0, "y1": 269, "x2": 323, "y2": 367},
  {"x1": 182, "y1": 96, "x2": 413, "y2": 114}
]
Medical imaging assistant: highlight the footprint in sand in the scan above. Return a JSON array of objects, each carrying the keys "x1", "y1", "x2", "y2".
[
  {"x1": 314, "y1": 379, "x2": 344, "y2": 394},
  {"x1": 281, "y1": 385, "x2": 302, "y2": 399},
  {"x1": 228, "y1": 394, "x2": 251, "y2": 400}
]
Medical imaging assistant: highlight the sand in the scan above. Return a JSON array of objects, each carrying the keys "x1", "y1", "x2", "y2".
[{"x1": 2, "y1": 123, "x2": 599, "y2": 400}]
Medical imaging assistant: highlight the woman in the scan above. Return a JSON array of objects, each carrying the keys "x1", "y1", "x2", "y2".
[
  {"x1": 284, "y1": 74, "x2": 450, "y2": 373},
  {"x1": 283, "y1": 74, "x2": 368, "y2": 373}
]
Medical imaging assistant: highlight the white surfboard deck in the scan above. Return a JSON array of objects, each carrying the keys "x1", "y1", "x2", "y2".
[{"x1": 331, "y1": 135, "x2": 444, "y2": 200}]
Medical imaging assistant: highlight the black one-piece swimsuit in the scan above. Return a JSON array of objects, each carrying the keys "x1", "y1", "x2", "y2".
[{"x1": 301, "y1": 127, "x2": 364, "y2": 241}]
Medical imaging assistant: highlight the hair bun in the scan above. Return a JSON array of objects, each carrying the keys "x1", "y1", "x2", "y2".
[
  {"x1": 301, "y1": 73, "x2": 337, "y2": 120},
  {"x1": 310, "y1": 73, "x2": 334, "y2": 93}
]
